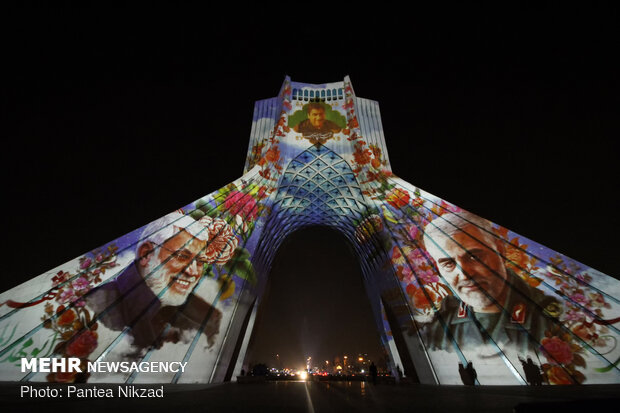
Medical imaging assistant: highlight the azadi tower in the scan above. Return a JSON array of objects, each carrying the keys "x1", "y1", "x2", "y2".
[{"x1": 1, "y1": 76, "x2": 619, "y2": 385}]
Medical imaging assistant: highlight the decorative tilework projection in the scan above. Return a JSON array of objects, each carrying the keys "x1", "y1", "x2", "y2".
[
  {"x1": 1, "y1": 76, "x2": 619, "y2": 386},
  {"x1": 275, "y1": 145, "x2": 365, "y2": 227}
]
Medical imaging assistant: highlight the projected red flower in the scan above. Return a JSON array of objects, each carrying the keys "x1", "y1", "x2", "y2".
[
  {"x1": 224, "y1": 191, "x2": 258, "y2": 220},
  {"x1": 546, "y1": 366, "x2": 574, "y2": 385},
  {"x1": 541, "y1": 336, "x2": 574, "y2": 365},
  {"x1": 407, "y1": 284, "x2": 438, "y2": 310},
  {"x1": 265, "y1": 146, "x2": 280, "y2": 163},
  {"x1": 57, "y1": 309, "x2": 77, "y2": 326},
  {"x1": 385, "y1": 188, "x2": 410, "y2": 209},
  {"x1": 353, "y1": 142, "x2": 372, "y2": 166},
  {"x1": 66, "y1": 330, "x2": 98, "y2": 358},
  {"x1": 203, "y1": 218, "x2": 239, "y2": 265}
]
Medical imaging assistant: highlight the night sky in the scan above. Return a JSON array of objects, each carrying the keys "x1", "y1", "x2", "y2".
[
  {"x1": 246, "y1": 227, "x2": 384, "y2": 369},
  {"x1": 3, "y1": 5, "x2": 618, "y2": 368}
]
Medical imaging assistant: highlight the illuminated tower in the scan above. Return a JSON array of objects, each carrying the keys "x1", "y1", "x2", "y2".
[{"x1": 1, "y1": 76, "x2": 619, "y2": 385}]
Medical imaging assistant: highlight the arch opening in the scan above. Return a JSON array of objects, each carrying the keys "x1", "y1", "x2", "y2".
[{"x1": 243, "y1": 226, "x2": 391, "y2": 377}]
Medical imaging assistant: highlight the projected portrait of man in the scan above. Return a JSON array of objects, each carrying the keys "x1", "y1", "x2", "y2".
[
  {"x1": 88, "y1": 212, "x2": 230, "y2": 353},
  {"x1": 420, "y1": 211, "x2": 559, "y2": 353},
  {"x1": 293, "y1": 102, "x2": 341, "y2": 142}
]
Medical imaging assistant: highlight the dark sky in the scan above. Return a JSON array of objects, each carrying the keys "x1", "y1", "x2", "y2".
[{"x1": 2, "y1": 5, "x2": 618, "y2": 364}]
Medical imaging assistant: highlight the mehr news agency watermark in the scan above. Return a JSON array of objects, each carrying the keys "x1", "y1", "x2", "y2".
[{"x1": 19, "y1": 357, "x2": 188, "y2": 398}]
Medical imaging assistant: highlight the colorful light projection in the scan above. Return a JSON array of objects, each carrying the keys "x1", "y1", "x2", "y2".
[{"x1": 0, "y1": 76, "x2": 619, "y2": 385}]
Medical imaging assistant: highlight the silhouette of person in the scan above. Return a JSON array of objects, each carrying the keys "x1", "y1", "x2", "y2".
[
  {"x1": 519, "y1": 356, "x2": 543, "y2": 385},
  {"x1": 519, "y1": 357, "x2": 532, "y2": 384},
  {"x1": 459, "y1": 361, "x2": 477, "y2": 385},
  {"x1": 396, "y1": 364, "x2": 403, "y2": 381},
  {"x1": 369, "y1": 362, "x2": 378, "y2": 385},
  {"x1": 526, "y1": 357, "x2": 543, "y2": 385},
  {"x1": 458, "y1": 363, "x2": 469, "y2": 385},
  {"x1": 467, "y1": 362, "x2": 478, "y2": 385}
]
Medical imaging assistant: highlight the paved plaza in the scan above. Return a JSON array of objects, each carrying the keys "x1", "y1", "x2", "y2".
[{"x1": 1, "y1": 381, "x2": 619, "y2": 413}]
